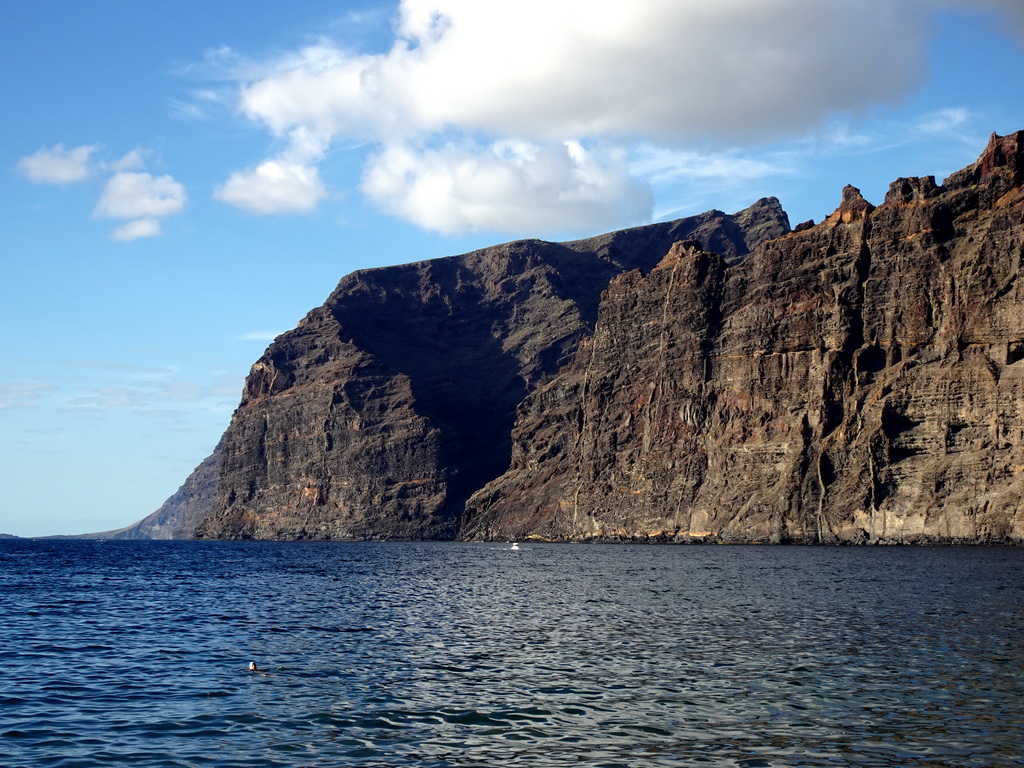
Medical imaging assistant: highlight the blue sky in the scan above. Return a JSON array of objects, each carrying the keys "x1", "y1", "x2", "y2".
[{"x1": 3, "y1": 1, "x2": 1024, "y2": 537}]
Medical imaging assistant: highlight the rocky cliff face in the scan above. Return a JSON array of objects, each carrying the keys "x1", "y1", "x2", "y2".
[
  {"x1": 190, "y1": 202, "x2": 787, "y2": 539},
  {"x1": 461, "y1": 132, "x2": 1024, "y2": 544}
]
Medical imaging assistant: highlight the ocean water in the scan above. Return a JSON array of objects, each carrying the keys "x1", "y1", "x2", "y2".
[{"x1": 1, "y1": 541, "x2": 1022, "y2": 768}]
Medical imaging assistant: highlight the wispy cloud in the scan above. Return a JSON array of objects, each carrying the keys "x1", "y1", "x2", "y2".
[
  {"x1": 69, "y1": 386, "x2": 148, "y2": 410},
  {"x1": 51, "y1": 359, "x2": 239, "y2": 422},
  {"x1": 66, "y1": 379, "x2": 236, "y2": 414},
  {"x1": 0, "y1": 381, "x2": 55, "y2": 410},
  {"x1": 63, "y1": 360, "x2": 180, "y2": 377},
  {"x1": 631, "y1": 147, "x2": 790, "y2": 186},
  {"x1": 168, "y1": 87, "x2": 235, "y2": 122},
  {"x1": 238, "y1": 331, "x2": 284, "y2": 341},
  {"x1": 913, "y1": 107, "x2": 973, "y2": 139}
]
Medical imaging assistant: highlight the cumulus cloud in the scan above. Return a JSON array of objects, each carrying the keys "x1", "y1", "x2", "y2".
[
  {"x1": 215, "y1": 0, "x2": 1024, "y2": 233},
  {"x1": 16, "y1": 144, "x2": 185, "y2": 240},
  {"x1": 214, "y1": 159, "x2": 327, "y2": 214},
  {"x1": 18, "y1": 144, "x2": 97, "y2": 184},
  {"x1": 216, "y1": 0, "x2": 943, "y2": 232},
  {"x1": 92, "y1": 171, "x2": 186, "y2": 241},
  {"x1": 239, "y1": 0, "x2": 931, "y2": 146},
  {"x1": 94, "y1": 172, "x2": 187, "y2": 219},
  {"x1": 363, "y1": 139, "x2": 651, "y2": 233}
]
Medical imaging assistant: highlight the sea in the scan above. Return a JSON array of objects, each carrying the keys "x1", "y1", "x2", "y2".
[{"x1": 1, "y1": 540, "x2": 1022, "y2": 768}]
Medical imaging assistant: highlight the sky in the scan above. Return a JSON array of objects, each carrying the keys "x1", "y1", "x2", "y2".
[{"x1": 3, "y1": 0, "x2": 1024, "y2": 537}]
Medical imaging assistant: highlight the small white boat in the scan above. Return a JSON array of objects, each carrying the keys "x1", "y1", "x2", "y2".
[{"x1": 510, "y1": 541, "x2": 520, "y2": 550}]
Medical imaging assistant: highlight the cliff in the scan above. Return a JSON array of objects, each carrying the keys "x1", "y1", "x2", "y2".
[
  {"x1": 148, "y1": 131, "x2": 1024, "y2": 544},
  {"x1": 189, "y1": 202, "x2": 788, "y2": 539},
  {"x1": 461, "y1": 132, "x2": 1024, "y2": 544}
]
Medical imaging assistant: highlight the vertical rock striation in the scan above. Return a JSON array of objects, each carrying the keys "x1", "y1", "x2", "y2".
[
  {"x1": 191, "y1": 203, "x2": 788, "y2": 539},
  {"x1": 461, "y1": 132, "x2": 1024, "y2": 544}
]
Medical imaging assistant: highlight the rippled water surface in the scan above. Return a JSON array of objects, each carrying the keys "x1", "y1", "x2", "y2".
[{"x1": 2, "y1": 541, "x2": 1022, "y2": 767}]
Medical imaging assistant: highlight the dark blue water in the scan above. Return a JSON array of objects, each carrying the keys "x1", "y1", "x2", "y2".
[{"x1": 1, "y1": 541, "x2": 1022, "y2": 767}]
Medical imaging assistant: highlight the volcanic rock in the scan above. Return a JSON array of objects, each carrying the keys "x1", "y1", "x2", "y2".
[
  {"x1": 188, "y1": 203, "x2": 787, "y2": 540},
  {"x1": 460, "y1": 131, "x2": 1024, "y2": 545}
]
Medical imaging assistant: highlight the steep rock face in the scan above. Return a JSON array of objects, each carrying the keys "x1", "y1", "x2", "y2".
[
  {"x1": 461, "y1": 132, "x2": 1024, "y2": 544},
  {"x1": 192, "y1": 202, "x2": 788, "y2": 540}
]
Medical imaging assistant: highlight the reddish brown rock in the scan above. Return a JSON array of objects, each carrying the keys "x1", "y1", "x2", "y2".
[
  {"x1": 188, "y1": 203, "x2": 787, "y2": 540},
  {"x1": 823, "y1": 185, "x2": 875, "y2": 225},
  {"x1": 946, "y1": 131, "x2": 1024, "y2": 189},
  {"x1": 461, "y1": 131, "x2": 1024, "y2": 545}
]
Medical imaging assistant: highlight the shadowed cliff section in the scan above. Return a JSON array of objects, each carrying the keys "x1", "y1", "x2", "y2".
[
  {"x1": 461, "y1": 131, "x2": 1024, "y2": 545},
  {"x1": 183, "y1": 201, "x2": 788, "y2": 540}
]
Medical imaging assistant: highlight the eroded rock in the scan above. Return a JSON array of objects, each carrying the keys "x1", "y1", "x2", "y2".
[
  {"x1": 462, "y1": 131, "x2": 1024, "y2": 545},
  {"x1": 189, "y1": 202, "x2": 788, "y2": 540}
]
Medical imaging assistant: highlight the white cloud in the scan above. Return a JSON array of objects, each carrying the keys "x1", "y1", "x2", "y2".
[
  {"x1": 212, "y1": 0, "x2": 1024, "y2": 233},
  {"x1": 363, "y1": 139, "x2": 651, "y2": 234},
  {"x1": 631, "y1": 147, "x2": 789, "y2": 186},
  {"x1": 169, "y1": 86, "x2": 237, "y2": 122},
  {"x1": 16, "y1": 143, "x2": 188, "y2": 240},
  {"x1": 66, "y1": 378, "x2": 234, "y2": 414},
  {"x1": 0, "y1": 381, "x2": 54, "y2": 410},
  {"x1": 70, "y1": 386, "x2": 143, "y2": 410},
  {"x1": 92, "y1": 172, "x2": 186, "y2": 241},
  {"x1": 112, "y1": 219, "x2": 162, "y2": 241},
  {"x1": 217, "y1": 0, "x2": 943, "y2": 232},
  {"x1": 214, "y1": 159, "x2": 327, "y2": 214},
  {"x1": 94, "y1": 173, "x2": 188, "y2": 221},
  {"x1": 94, "y1": 172, "x2": 187, "y2": 220},
  {"x1": 18, "y1": 144, "x2": 97, "y2": 184},
  {"x1": 238, "y1": 331, "x2": 284, "y2": 341},
  {"x1": 239, "y1": 1, "x2": 932, "y2": 147},
  {"x1": 914, "y1": 108, "x2": 971, "y2": 135}
]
